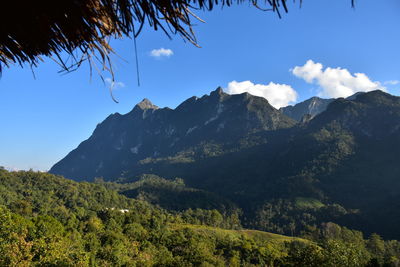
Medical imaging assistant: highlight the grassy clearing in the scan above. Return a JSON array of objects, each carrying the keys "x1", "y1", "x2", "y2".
[
  {"x1": 295, "y1": 197, "x2": 325, "y2": 210},
  {"x1": 168, "y1": 223, "x2": 310, "y2": 244}
]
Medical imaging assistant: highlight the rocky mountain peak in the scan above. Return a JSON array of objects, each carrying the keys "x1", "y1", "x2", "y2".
[
  {"x1": 135, "y1": 98, "x2": 159, "y2": 110},
  {"x1": 210, "y1": 87, "x2": 226, "y2": 98},
  {"x1": 281, "y1": 96, "x2": 334, "y2": 121}
]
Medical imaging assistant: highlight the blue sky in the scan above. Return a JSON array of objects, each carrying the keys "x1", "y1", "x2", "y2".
[{"x1": 1, "y1": 0, "x2": 400, "y2": 171}]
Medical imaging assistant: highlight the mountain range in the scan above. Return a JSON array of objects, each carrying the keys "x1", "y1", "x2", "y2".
[
  {"x1": 50, "y1": 88, "x2": 400, "y2": 239},
  {"x1": 50, "y1": 87, "x2": 296, "y2": 181}
]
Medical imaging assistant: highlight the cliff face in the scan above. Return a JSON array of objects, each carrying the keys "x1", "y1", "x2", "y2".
[{"x1": 50, "y1": 87, "x2": 295, "y2": 181}]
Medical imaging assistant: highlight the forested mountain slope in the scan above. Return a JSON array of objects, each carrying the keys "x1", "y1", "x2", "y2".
[{"x1": 50, "y1": 89, "x2": 400, "y2": 239}]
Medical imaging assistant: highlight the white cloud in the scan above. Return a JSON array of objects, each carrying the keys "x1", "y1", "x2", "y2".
[
  {"x1": 384, "y1": 80, "x2": 400, "y2": 85},
  {"x1": 150, "y1": 48, "x2": 174, "y2": 58},
  {"x1": 226, "y1": 80, "x2": 298, "y2": 109},
  {"x1": 105, "y1": 78, "x2": 125, "y2": 90},
  {"x1": 292, "y1": 60, "x2": 385, "y2": 98}
]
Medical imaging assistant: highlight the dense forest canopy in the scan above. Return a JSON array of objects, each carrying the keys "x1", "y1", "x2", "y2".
[{"x1": 1, "y1": 169, "x2": 399, "y2": 266}]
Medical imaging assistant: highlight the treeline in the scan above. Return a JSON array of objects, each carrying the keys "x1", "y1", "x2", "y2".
[{"x1": 1, "y1": 169, "x2": 400, "y2": 266}]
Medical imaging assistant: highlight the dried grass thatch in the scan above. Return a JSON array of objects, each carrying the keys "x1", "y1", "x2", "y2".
[{"x1": 0, "y1": 0, "x2": 354, "y2": 75}]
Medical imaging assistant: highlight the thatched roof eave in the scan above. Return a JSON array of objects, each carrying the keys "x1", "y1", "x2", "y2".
[{"x1": 0, "y1": 0, "x2": 355, "y2": 75}]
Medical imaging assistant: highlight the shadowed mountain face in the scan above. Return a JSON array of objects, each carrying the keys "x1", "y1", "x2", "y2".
[
  {"x1": 280, "y1": 97, "x2": 334, "y2": 121},
  {"x1": 51, "y1": 89, "x2": 400, "y2": 238},
  {"x1": 280, "y1": 92, "x2": 367, "y2": 122},
  {"x1": 50, "y1": 87, "x2": 296, "y2": 181}
]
